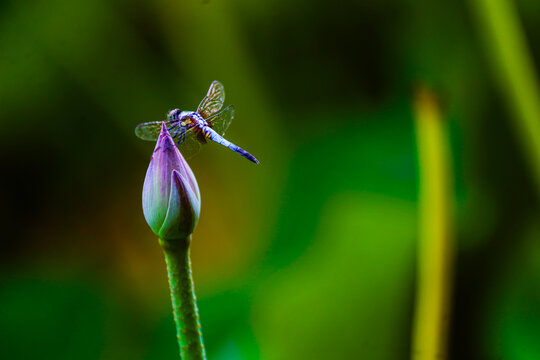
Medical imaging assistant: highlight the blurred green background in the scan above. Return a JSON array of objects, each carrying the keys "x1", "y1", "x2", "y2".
[{"x1": 1, "y1": 0, "x2": 540, "y2": 359}]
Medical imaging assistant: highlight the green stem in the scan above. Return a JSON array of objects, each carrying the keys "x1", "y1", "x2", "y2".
[
  {"x1": 411, "y1": 87, "x2": 454, "y2": 360},
  {"x1": 160, "y1": 237, "x2": 206, "y2": 360},
  {"x1": 470, "y1": 0, "x2": 540, "y2": 196}
]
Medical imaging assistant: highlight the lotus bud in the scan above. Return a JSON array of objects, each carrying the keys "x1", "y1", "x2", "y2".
[{"x1": 142, "y1": 123, "x2": 201, "y2": 242}]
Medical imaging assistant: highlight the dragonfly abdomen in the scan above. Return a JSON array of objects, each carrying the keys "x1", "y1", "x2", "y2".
[{"x1": 202, "y1": 127, "x2": 259, "y2": 164}]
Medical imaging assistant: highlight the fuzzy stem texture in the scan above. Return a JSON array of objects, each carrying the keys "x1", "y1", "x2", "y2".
[{"x1": 161, "y1": 237, "x2": 206, "y2": 360}]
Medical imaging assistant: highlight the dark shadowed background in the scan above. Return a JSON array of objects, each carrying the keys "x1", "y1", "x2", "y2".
[{"x1": 1, "y1": 0, "x2": 540, "y2": 359}]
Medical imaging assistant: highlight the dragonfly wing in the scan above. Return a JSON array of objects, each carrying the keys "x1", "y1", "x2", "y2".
[
  {"x1": 207, "y1": 105, "x2": 234, "y2": 136},
  {"x1": 135, "y1": 121, "x2": 168, "y2": 141},
  {"x1": 136, "y1": 120, "x2": 203, "y2": 158},
  {"x1": 197, "y1": 81, "x2": 225, "y2": 119},
  {"x1": 177, "y1": 131, "x2": 202, "y2": 158}
]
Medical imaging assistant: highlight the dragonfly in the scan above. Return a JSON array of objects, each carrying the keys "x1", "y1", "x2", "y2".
[{"x1": 135, "y1": 81, "x2": 259, "y2": 164}]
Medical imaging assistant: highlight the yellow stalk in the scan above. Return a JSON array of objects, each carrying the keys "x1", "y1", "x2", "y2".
[{"x1": 412, "y1": 87, "x2": 454, "y2": 360}]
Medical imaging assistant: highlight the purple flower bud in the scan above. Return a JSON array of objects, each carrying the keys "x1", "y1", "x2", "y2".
[{"x1": 142, "y1": 123, "x2": 201, "y2": 241}]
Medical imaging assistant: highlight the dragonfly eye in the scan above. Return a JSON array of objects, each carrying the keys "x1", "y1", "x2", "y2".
[{"x1": 167, "y1": 109, "x2": 180, "y2": 119}]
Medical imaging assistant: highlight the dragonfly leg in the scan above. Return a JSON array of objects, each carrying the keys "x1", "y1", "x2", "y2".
[{"x1": 174, "y1": 128, "x2": 186, "y2": 145}]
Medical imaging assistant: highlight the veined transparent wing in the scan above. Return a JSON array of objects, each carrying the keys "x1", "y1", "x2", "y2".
[
  {"x1": 207, "y1": 105, "x2": 234, "y2": 136},
  {"x1": 135, "y1": 120, "x2": 169, "y2": 141},
  {"x1": 176, "y1": 131, "x2": 202, "y2": 159},
  {"x1": 197, "y1": 81, "x2": 225, "y2": 119},
  {"x1": 136, "y1": 120, "x2": 203, "y2": 159}
]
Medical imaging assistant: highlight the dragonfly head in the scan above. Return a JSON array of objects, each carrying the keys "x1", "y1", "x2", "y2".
[{"x1": 167, "y1": 109, "x2": 181, "y2": 120}]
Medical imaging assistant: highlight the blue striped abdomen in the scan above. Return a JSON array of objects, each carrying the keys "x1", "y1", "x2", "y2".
[{"x1": 201, "y1": 126, "x2": 259, "y2": 164}]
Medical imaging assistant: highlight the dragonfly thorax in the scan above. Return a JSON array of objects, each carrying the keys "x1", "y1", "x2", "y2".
[
  {"x1": 179, "y1": 111, "x2": 207, "y2": 127},
  {"x1": 167, "y1": 109, "x2": 207, "y2": 126}
]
